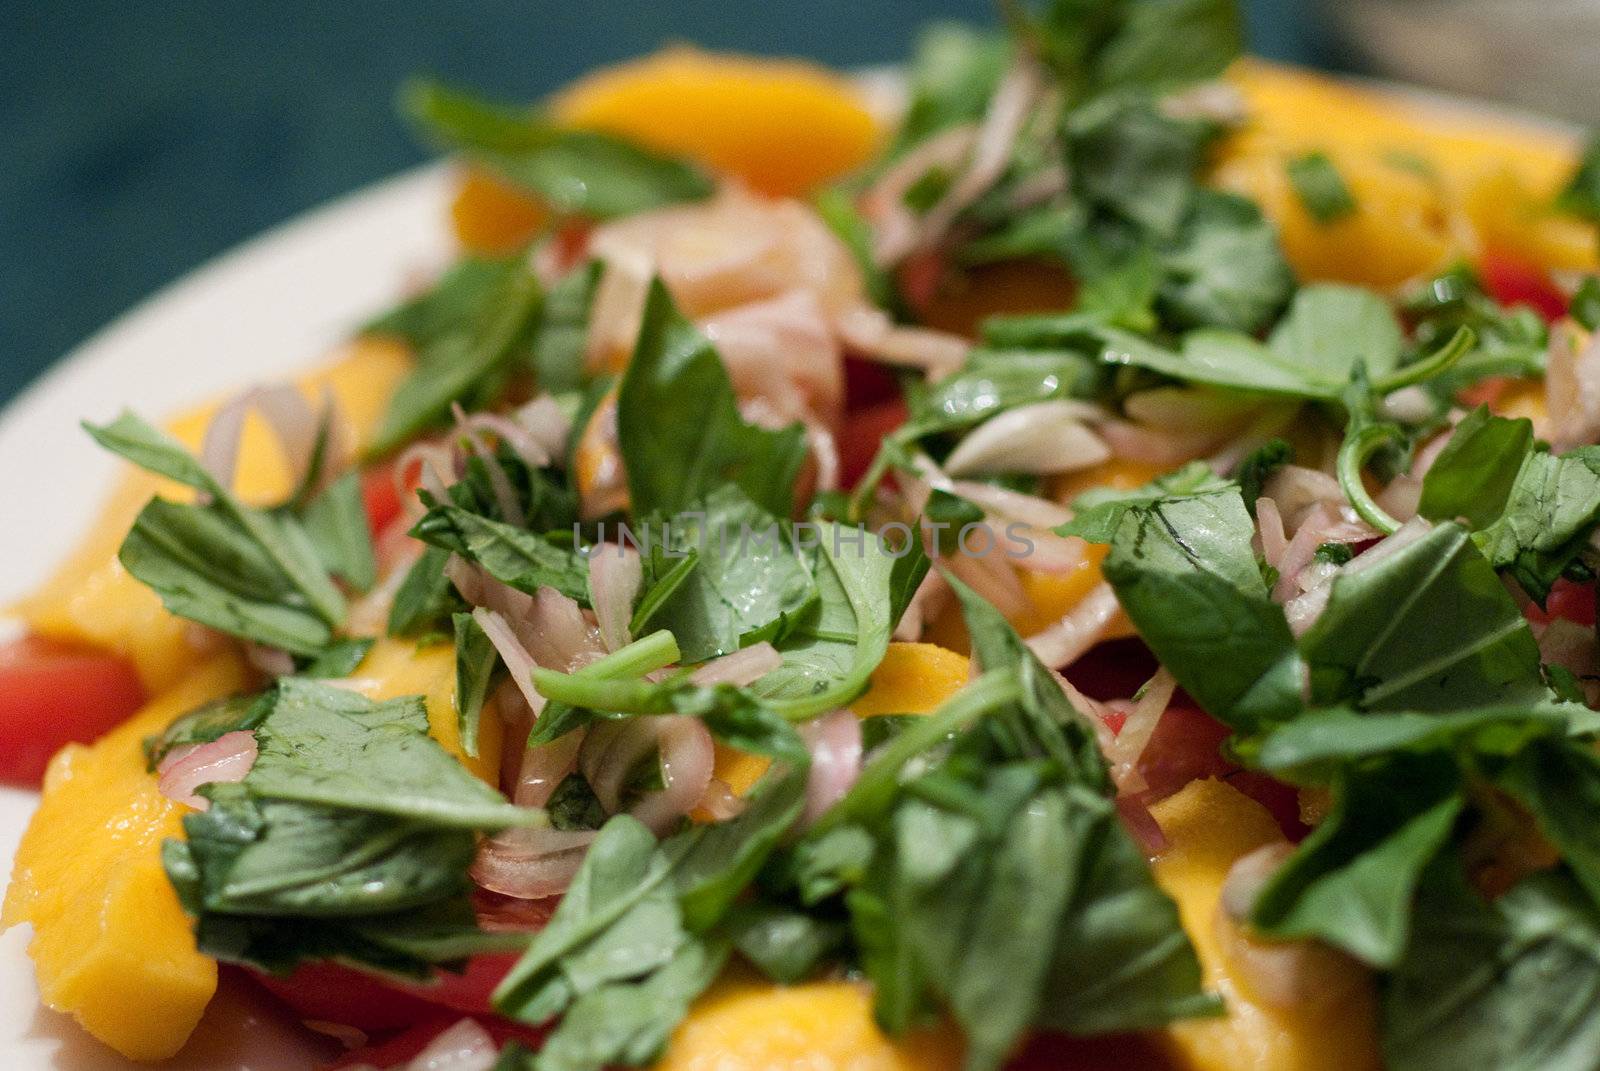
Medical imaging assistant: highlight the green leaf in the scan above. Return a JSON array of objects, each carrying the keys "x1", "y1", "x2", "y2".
[
  {"x1": 403, "y1": 79, "x2": 714, "y2": 219},
  {"x1": 1418, "y1": 407, "x2": 1535, "y2": 528},
  {"x1": 752, "y1": 523, "x2": 928, "y2": 721},
  {"x1": 534, "y1": 260, "x2": 604, "y2": 394},
  {"x1": 1478, "y1": 446, "x2": 1600, "y2": 604},
  {"x1": 725, "y1": 902, "x2": 846, "y2": 983},
  {"x1": 1286, "y1": 150, "x2": 1357, "y2": 223},
  {"x1": 671, "y1": 766, "x2": 808, "y2": 932},
  {"x1": 1065, "y1": 92, "x2": 1216, "y2": 239},
  {"x1": 908, "y1": 348, "x2": 1100, "y2": 436},
  {"x1": 1154, "y1": 190, "x2": 1293, "y2": 334},
  {"x1": 1267, "y1": 283, "x2": 1404, "y2": 383},
  {"x1": 300, "y1": 638, "x2": 375, "y2": 679},
  {"x1": 632, "y1": 488, "x2": 817, "y2": 663},
  {"x1": 1500, "y1": 737, "x2": 1600, "y2": 909},
  {"x1": 1056, "y1": 460, "x2": 1230, "y2": 542},
  {"x1": 1383, "y1": 861, "x2": 1600, "y2": 1071},
  {"x1": 453, "y1": 611, "x2": 499, "y2": 760},
  {"x1": 886, "y1": 23, "x2": 1009, "y2": 159},
  {"x1": 388, "y1": 545, "x2": 465, "y2": 638},
  {"x1": 1298, "y1": 522, "x2": 1548, "y2": 711},
  {"x1": 302, "y1": 471, "x2": 377, "y2": 592},
  {"x1": 1098, "y1": 487, "x2": 1302, "y2": 731},
  {"x1": 246, "y1": 678, "x2": 538, "y2": 830},
  {"x1": 617, "y1": 280, "x2": 808, "y2": 519},
  {"x1": 145, "y1": 691, "x2": 271, "y2": 769},
  {"x1": 1250, "y1": 755, "x2": 1463, "y2": 966},
  {"x1": 413, "y1": 505, "x2": 589, "y2": 603}
]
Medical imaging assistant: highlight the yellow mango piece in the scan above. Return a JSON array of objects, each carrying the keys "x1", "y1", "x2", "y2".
[
  {"x1": 1149, "y1": 779, "x2": 1382, "y2": 1071},
  {"x1": 850, "y1": 641, "x2": 971, "y2": 717},
  {"x1": 352, "y1": 636, "x2": 503, "y2": 785},
  {"x1": 657, "y1": 972, "x2": 961, "y2": 1071},
  {"x1": 1218, "y1": 60, "x2": 1597, "y2": 287},
  {"x1": 451, "y1": 166, "x2": 549, "y2": 255},
  {"x1": 553, "y1": 47, "x2": 881, "y2": 198},
  {"x1": 709, "y1": 642, "x2": 970, "y2": 797},
  {"x1": 16, "y1": 336, "x2": 413, "y2": 692},
  {"x1": 3, "y1": 655, "x2": 250, "y2": 1061}
]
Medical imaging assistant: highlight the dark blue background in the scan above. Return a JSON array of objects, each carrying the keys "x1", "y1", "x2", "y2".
[{"x1": 0, "y1": 0, "x2": 1322, "y2": 403}]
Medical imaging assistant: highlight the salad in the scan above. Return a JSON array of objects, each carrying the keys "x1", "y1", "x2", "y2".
[{"x1": 8, "y1": 2, "x2": 1600, "y2": 1069}]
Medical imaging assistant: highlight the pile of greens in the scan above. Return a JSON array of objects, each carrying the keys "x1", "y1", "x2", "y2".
[{"x1": 76, "y1": 0, "x2": 1600, "y2": 1069}]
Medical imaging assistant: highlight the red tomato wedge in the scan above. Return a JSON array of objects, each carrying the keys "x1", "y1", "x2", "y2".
[
  {"x1": 323, "y1": 1014, "x2": 545, "y2": 1070},
  {"x1": 1523, "y1": 577, "x2": 1598, "y2": 627},
  {"x1": 839, "y1": 398, "x2": 909, "y2": 490},
  {"x1": 249, "y1": 953, "x2": 522, "y2": 1034},
  {"x1": 360, "y1": 463, "x2": 405, "y2": 539},
  {"x1": 0, "y1": 636, "x2": 146, "y2": 787},
  {"x1": 1480, "y1": 250, "x2": 1568, "y2": 323}
]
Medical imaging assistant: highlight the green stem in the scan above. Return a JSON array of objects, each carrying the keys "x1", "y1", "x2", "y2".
[
  {"x1": 527, "y1": 629, "x2": 683, "y2": 712},
  {"x1": 1338, "y1": 421, "x2": 1404, "y2": 535},
  {"x1": 1372, "y1": 326, "x2": 1476, "y2": 395},
  {"x1": 807, "y1": 669, "x2": 1022, "y2": 836},
  {"x1": 573, "y1": 629, "x2": 680, "y2": 680}
]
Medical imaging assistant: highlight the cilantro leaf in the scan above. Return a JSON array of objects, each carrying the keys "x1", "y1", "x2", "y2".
[
  {"x1": 1418, "y1": 407, "x2": 1535, "y2": 528},
  {"x1": 1286, "y1": 150, "x2": 1357, "y2": 223}
]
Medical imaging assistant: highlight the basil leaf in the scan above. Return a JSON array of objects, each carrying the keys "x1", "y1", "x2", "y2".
[
  {"x1": 403, "y1": 79, "x2": 713, "y2": 220},
  {"x1": 413, "y1": 505, "x2": 589, "y2": 603},
  {"x1": 302, "y1": 471, "x2": 377, "y2": 592},
  {"x1": 1056, "y1": 460, "x2": 1230, "y2": 542},
  {"x1": 753, "y1": 524, "x2": 929, "y2": 721},
  {"x1": 299, "y1": 638, "x2": 375, "y2": 679},
  {"x1": 534, "y1": 260, "x2": 603, "y2": 394},
  {"x1": 671, "y1": 765, "x2": 808, "y2": 932},
  {"x1": 1097, "y1": 487, "x2": 1302, "y2": 731},
  {"x1": 1267, "y1": 283, "x2": 1404, "y2": 383},
  {"x1": 1418, "y1": 407, "x2": 1535, "y2": 528},
  {"x1": 1478, "y1": 446, "x2": 1600, "y2": 605},
  {"x1": 145, "y1": 691, "x2": 271, "y2": 769},
  {"x1": 453, "y1": 611, "x2": 499, "y2": 760},
  {"x1": 388, "y1": 544, "x2": 465, "y2": 638},
  {"x1": 1298, "y1": 522, "x2": 1547, "y2": 711},
  {"x1": 617, "y1": 280, "x2": 808, "y2": 519},
  {"x1": 725, "y1": 902, "x2": 847, "y2": 983},
  {"x1": 1155, "y1": 189, "x2": 1293, "y2": 334},
  {"x1": 633, "y1": 488, "x2": 817, "y2": 663},
  {"x1": 1384, "y1": 861, "x2": 1600, "y2": 1071},
  {"x1": 1065, "y1": 92, "x2": 1215, "y2": 239},
  {"x1": 246, "y1": 678, "x2": 538, "y2": 830},
  {"x1": 1286, "y1": 150, "x2": 1357, "y2": 223},
  {"x1": 1250, "y1": 755, "x2": 1463, "y2": 966}
]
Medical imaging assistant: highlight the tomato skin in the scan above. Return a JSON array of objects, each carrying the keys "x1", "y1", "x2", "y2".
[
  {"x1": 322, "y1": 1014, "x2": 545, "y2": 1070},
  {"x1": 1525, "y1": 577, "x2": 1598, "y2": 627},
  {"x1": 0, "y1": 636, "x2": 146, "y2": 787},
  {"x1": 1480, "y1": 251, "x2": 1567, "y2": 323},
  {"x1": 360, "y1": 464, "x2": 405, "y2": 540},
  {"x1": 249, "y1": 953, "x2": 521, "y2": 1034},
  {"x1": 843, "y1": 355, "x2": 902, "y2": 413},
  {"x1": 839, "y1": 398, "x2": 910, "y2": 489}
]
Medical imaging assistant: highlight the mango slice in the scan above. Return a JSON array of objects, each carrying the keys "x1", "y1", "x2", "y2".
[
  {"x1": 353, "y1": 637, "x2": 504, "y2": 785},
  {"x1": 451, "y1": 167, "x2": 549, "y2": 255},
  {"x1": 16, "y1": 336, "x2": 412, "y2": 692},
  {"x1": 709, "y1": 642, "x2": 970, "y2": 797},
  {"x1": 1149, "y1": 778, "x2": 1382, "y2": 1071},
  {"x1": 3, "y1": 654, "x2": 249, "y2": 1060},
  {"x1": 658, "y1": 973, "x2": 961, "y2": 1071},
  {"x1": 552, "y1": 47, "x2": 881, "y2": 198},
  {"x1": 1218, "y1": 60, "x2": 1597, "y2": 288}
]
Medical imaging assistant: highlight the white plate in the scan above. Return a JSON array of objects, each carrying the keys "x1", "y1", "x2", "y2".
[{"x1": 0, "y1": 161, "x2": 455, "y2": 1068}]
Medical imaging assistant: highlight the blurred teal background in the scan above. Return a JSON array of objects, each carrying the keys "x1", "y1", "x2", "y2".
[{"x1": 0, "y1": 0, "x2": 1317, "y2": 404}]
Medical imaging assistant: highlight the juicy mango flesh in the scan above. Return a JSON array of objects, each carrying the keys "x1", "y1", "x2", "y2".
[
  {"x1": 14, "y1": 336, "x2": 413, "y2": 692},
  {"x1": 1218, "y1": 61, "x2": 1597, "y2": 288},
  {"x1": 1150, "y1": 779, "x2": 1383, "y2": 1071},
  {"x1": 353, "y1": 637, "x2": 504, "y2": 785},
  {"x1": 3, "y1": 655, "x2": 249, "y2": 1060}
]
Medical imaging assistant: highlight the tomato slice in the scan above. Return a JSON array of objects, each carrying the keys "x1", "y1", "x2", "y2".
[
  {"x1": 1480, "y1": 250, "x2": 1567, "y2": 323},
  {"x1": 323, "y1": 1014, "x2": 545, "y2": 1070},
  {"x1": 249, "y1": 953, "x2": 522, "y2": 1034},
  {"x1": 1523, "y1": 577, "x2": 1598, "y2": 628},
  {"x1": 839, "y1": 398, "x2": 909, "y2": 490},
  {"x1": 360, "y1": 463, "x2": 405, "y2": 540},
  {"x1": 0, "y1": 636, "x2": 146, "y2": 787}
]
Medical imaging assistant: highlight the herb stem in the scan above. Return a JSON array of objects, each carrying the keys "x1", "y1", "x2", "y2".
[
  {"x1": 1338, "y1": 421, "x2": 1404, "y2": 535},
  {"x1": 1371, "y1": 326, "x2": 1475, "y2": 395},
  {"x1": 573, "y1": 629, "x2": 681, "y2": 680},
  {"x1": 807, "y1": 669, "x2": 1022, "y2": 835}
]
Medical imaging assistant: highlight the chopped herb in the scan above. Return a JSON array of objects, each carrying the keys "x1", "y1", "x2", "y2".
[{"x1": 1286, "y1": 150, "x2": 1358, "y2": 223}]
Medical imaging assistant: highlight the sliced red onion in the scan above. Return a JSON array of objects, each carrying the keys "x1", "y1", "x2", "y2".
[
  {"x1": 472, "y1": 607, "x2": 545, "y2": 720},
  {"x1": 798, "y1": 708, "x2": 863, "y2": 827},
  {"x1": 524, "y1": 587, "x2": 605, "y2": 672},
  {"x1": 399, "y1": 1017, "x2": 498, "y2": 1071},
  {"x1": 1161, "y1": 80, "x2": 1247, "y2": 124},
  {"x1": 1256, "y1": 496, "x2": 1289, "y2": 570},
  {"x1": 862, "y1": 125, "x2": 978, "y2": 265},
  {"x1": 944, "y1": 548, "x2": 1030, "y2": 620},
  {"x1": 395, "y1": 439, "x2": 456, "y2": 515},
  {"x1": 1342, "y1": 517, "x2": 1432, "y2": 577},
  {"x1": 1122, "y1": 386, "x2": 1259, "y2": 436},
  {"x1": 1547, "y1": 321, "x2": 1600, "y2": 451},
  {"x1": 511, "y1": 730, "x2": 584, "y2": 808},
  {"x1": 690, "y1": 642, "x2": 783, "y2": 687},
  {"x1": 1105, "y1": 669, "x2": 1176, "y2": 790},
  {"x1": 588, "y1": 544, "x2": 643, "y2": 653},
  {"x1": 1003, "y1": 528, "x2": 1090, "y2": 575},
  {"x1": 701, "y1": 289, "x2": 845, "y2": 428},
  {"x1": 943, "y1": 401, "x2": 1110, "y2": 477},
  {"x1": 807, "y1": 420, "x2": 841, "y2": 494},
  {"x1": 472, "y1": 825, "x2": 595, "y2": 901},
  {"x1": 835, "y1": 306, "x2": 969, "y2": 376},
  {"x1": 243, "y1": 642, "x2": 296, "y2": 679},
  {"x1": 199, "y1": 384, "x2": 342, "y2": 501},
  {"x1": 1024, "y1": 582, "x2": 1121, "y2": 669},
  {"x1": 157, "y1": 731, "x2": 258, "y2": 810},
  {"x1": 1095, "y1": 417, "x2": 1217, "y2": 466},
  {"x1": 1117, "y1": 793, "x2": 1169, "y2": 855},
  {"x1": 513, "y1": 396, "x2": 574, "y2": 462},
  {"x1": 579, "y1": 715, "x2": 716, "y2": 835},
  {"x1": 696, "y1": 779, "x2": 746, "y2": 822},
  {"x1": 947, "y1": 479, "x2": 1071, "y2": 530}
]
